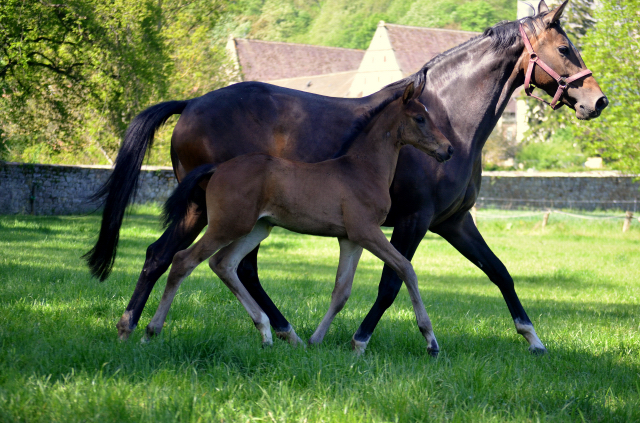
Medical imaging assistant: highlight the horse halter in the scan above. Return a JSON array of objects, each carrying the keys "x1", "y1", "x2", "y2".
[{"x1": 519, "y1": 24, "x2": 592, "y2": 110}]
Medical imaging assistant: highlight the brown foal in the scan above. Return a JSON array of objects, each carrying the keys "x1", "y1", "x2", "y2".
[{"x1": 146, "y1": 82, "x2": 453, "y2": 355}]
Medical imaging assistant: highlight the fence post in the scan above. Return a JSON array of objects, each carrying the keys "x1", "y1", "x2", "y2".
[
  {"x1": 542, "y1": 211, "x2": 551, "y2": 228},
  {"x1": 471, "y1": 206, "x2": 477, "y2": 226},
  {"x1": 623, "y1": 211, "x2": 633, "y2": 232}
]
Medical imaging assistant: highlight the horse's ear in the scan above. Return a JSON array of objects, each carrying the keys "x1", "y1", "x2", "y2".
[
  {"x1": 414, "y1": 80, "x2": 426, "y2": 100},
  {"x1": 402, "y1": 82, "x2": 415, "y2": 104},
  {"x1": 538, "y1": 0, "x2": 549, "y2": 14},
  {"x1": 543, "y1": 0, "x2": 568, "y2": 27}
]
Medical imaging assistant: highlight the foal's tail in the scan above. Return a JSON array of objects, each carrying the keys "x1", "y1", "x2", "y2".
[
  {"x1": 161, "y1": 163, "x2": 217, "y2": 230},
  {"x1": 84, "y1": 100, "x2": 188, "y2": 281}
]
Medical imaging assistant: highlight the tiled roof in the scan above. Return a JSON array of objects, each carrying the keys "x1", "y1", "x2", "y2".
[
  {"x1": 232, "y1": 39, "x2": 365, "y2": 81},
  {"x1": 267, "y1": 71, "x2": 359, "y2": 98},
  {"x1": 384, "y1": 24, "x2": 480, "y2": 76}
]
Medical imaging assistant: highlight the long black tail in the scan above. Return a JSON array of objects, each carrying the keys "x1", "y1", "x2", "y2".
[
  {"x1": 161, "y1": 163, "x2": 217, "y2": 229},
  {"x1": 84, "y1": 100, "x2": 188, "y2": 281}
]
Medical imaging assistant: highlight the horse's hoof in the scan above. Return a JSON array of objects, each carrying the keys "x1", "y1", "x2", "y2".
[
  {"x1": 529, "y1": 345, "x2": 548, "y2": 356},
  {"x1": 427, "y1": 348, "x2": 439, "y2": 358},
  {"x1": 351, "y1": 338, "x2": 368, "y2": 355},
  {"x1": 262, "y1": 341, "x2": 273, "y2": 349}
]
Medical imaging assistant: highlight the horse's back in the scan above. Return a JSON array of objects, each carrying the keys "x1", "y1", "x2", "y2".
[{"x1": 172, "y1": 82, "x2": 367, "y2": 178}]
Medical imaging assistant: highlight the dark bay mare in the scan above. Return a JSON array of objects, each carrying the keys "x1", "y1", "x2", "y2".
[
  {"x1": 85, "y1": 1, "x2": 607, "y2": 354},
  {"x1": 146, "y1": 82, "x2": 451, "y2": 354}
]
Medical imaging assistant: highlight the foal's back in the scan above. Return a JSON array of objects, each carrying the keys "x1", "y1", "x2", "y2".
[{"x1": 206, "y1": 153, "x2": 384, "y2": 239}]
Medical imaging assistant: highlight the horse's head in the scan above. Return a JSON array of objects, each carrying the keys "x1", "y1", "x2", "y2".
[
  {"x1": 521, "y1": 0, "x2": 607, "y2": 119},
  {"x1": 400, "y1": 82, "x2": 453, "y2": 163}
]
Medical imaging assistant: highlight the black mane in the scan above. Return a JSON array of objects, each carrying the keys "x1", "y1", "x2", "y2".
[{"x1": 394, "y1": 13, "x2": 552, "y2": 82}]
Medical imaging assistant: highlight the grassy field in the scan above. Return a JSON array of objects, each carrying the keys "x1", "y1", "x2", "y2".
[{"x1": 0, "y1": 206, "x2": 639, "y2": 422}]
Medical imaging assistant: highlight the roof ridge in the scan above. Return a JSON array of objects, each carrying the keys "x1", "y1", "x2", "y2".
[
  {"x1": 267, "y1": 70, "x2": 360, "y2": 83},
  {"x1": 383, "y1": 23, "x2": 481, "y2": 36},
  {"x1": 234, "y1": 38, "x2": 364, "y2": 52}
]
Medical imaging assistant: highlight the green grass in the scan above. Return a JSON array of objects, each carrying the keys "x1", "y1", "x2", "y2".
[{"x1": 1, "y1": 207, "x2": 639, "y2": 422}]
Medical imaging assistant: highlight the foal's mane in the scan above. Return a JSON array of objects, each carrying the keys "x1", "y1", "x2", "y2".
[{"x1": 332, "y1": 91, "x2": 403, "y2": 158}]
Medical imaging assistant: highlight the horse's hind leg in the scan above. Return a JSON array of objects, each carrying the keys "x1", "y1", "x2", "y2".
[
  {"x1": 309, "y1": 238, "x2": 363, "y2": 345},
  {"x1": 209, "y1": 220, "x2": 281, "y2": 346},
  {"x1": 351, "y1": 227, "x2": 439, "y2": 357},
  {"x1": 117, "y1": 192, "x2": 208, "y2": 340},
  {"x1": 145, "y1": 231, "x2": 224, "y2": 339}
]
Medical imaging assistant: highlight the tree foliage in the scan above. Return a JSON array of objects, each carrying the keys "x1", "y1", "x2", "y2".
[
  {"x1": 0, "y1": 0, "x2": 169, "y2": 162},
  {"x1": 571, "y1": 0, "x2": 640, "y2": 173},
  {"x1": 0, "y1": 0, "x2": 229, "y2": 165}
]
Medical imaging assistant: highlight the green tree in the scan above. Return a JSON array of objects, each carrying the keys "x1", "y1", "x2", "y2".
[
  {"x1": 0, "y1": 0, "x2": 169, "y2": 163},
  {"x1": 571, "y1": 0, "x2": 640, "y2": 173}
]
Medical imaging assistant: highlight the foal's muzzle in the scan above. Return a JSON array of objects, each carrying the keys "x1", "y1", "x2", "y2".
[{"x1": 436, "y1": 145, "x2": 454, "y2": 163}]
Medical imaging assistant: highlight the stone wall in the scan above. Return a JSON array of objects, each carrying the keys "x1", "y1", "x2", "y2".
[
  {"x1": 478, "y1": 171, "x2": 640, "y2": 212},
  {"x1": 1, "y1": 162, "x2": 639, "y2": 215},
  {"x1": 0, "y1": 162, "x2": 176, "y2": 215}
]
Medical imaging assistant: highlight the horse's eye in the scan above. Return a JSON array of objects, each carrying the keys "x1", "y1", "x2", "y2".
[
  {"x1": 414, "y1": 116, "x2": 426, "y2": 124},
  {"x1": 558, "y1": 45, "x2": 570, "y2": 56}
]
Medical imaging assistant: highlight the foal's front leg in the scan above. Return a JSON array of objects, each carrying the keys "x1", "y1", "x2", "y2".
[
  {"x1": 308, "y1": 238, "x2": 363, "y2": 345},
  {"x1": 351, "y1": 227, "x2": 439, "y2": 356}
]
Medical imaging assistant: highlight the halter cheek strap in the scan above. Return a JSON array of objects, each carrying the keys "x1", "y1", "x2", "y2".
[{"x1": 519, "y1": 24, "x2": 592, "y2": 110}]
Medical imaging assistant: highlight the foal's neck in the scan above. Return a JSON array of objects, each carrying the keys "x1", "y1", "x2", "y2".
[{"x1": 343, "y1": 107, "x2": 404, "y2": 187}]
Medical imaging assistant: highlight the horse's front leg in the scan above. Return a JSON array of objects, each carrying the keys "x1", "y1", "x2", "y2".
[
  {"x1": 350, "y1": 225, "x2": 438, "y2": 356},
  {"x1": 116, "y1": 196, "x2": 208, "y2": 340},
  {"x1": 430, "y1": 211, "x2": 547, "y2": 354},
  {"x1": 308, "y1": 238, "x2": 363, "y2": 345},
  {"x1": 351, "y1": 211, "x2": 431, "y2": 349}
]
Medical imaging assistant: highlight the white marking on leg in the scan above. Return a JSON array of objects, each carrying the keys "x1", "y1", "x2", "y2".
[
  {"x1": 351, "y1": 336, "x2": 369, "y2": 355},
  {"x1": 276, "y1": 326, "x2": 305, "y2": 347},
  {"x1": 309, "y1": 238, "x2": 363, "y2": 345},
  {"x1": 515, "y1": 318, "x2": 547, "y2": 353}
]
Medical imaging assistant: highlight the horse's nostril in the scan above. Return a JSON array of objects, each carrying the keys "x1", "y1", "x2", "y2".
[
  {"x1": 595, "y1": 96, "x2": 608, "y2": 111},
  {"x1": 448, "y1": 145, "x2": 454, "y2": 156}
]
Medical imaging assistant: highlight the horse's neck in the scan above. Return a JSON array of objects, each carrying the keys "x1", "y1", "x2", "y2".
[
  {"x1": 344, "y1": 109, "x2": 402, "y2": 187},
  {"x1": 426, "y1": 37, "x2": 523, "y2": 159}
]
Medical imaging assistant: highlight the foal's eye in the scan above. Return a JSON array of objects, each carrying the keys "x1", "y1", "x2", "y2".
[
  {"x1": 558, "y1": 45, "x2": 570, "y2": 56},
  {"x1": 414, "y1": 116, "x2": 426, "y2": 124}
]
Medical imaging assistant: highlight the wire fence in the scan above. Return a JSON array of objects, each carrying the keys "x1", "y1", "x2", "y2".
[
  {"x1": 475, "y1": 196, "x2": 639, "y2": 213},
  {"x1": 470, "y1": 201, "x2": 638, "y2": 232}
]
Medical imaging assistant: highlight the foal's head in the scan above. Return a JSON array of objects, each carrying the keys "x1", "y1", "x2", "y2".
[{"x1": 397, "y1": 82, "x2": 453, "y2": 163}]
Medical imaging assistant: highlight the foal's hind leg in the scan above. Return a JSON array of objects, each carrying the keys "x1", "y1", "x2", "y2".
[
  {"x1": 209, "y1": 220, "x2": 281, "y2": 347},
  {"x1": 309, "y1": 238, "x2": 363, "y2": 345},
  {"x1": 145, "y1": 231, "x2": 225, "y2": 339},
  {"x1": 350, "y1": 227, "x2": 439, "y2": 356}
]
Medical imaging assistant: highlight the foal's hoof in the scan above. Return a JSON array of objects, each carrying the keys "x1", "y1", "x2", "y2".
[
  {"x1": 427, "y1": 348, "x2": 440, "y2": 358},
  {"x1": 262, "y1": 341, "x2": 273, "y2": 349},
  {"x1": 529, "y1": 345, "x2": 548, "y2": 356}
]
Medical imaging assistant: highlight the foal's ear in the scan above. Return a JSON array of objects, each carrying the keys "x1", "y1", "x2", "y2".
[
  {"x1": 543, "y1": 0, "x2": 568, "y2": 27},
  {"x1": 402, "y1": 82, "x2": 415, "y2": 104}
]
